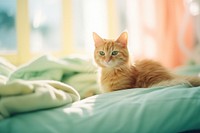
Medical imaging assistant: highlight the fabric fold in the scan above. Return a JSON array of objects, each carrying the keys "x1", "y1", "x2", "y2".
[
  {"x1": 0, "y1": 79, "x2": 80, "y2": 120},
  {"x1": 8, "y1": 55, "x2": 99, "y2": 99}
]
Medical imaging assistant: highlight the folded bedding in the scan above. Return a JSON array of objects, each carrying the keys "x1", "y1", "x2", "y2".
[
  {"x1": 64, "y1": 72, "x2": 100, "y2": 98},
  {"x1": 0, "y1": 79, "x2": 80, "y2": 120},
  {"x1": 7, "y1": 55, "x2": 99, "y2": 99},
  {"x1": 0, "y1": 84, "x2": 199, "y2": 133},
  {"x1": 8, "y1": 55, "x2": 97, "y2": 81}
]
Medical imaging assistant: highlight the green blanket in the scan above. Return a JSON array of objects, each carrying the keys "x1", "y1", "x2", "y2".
[
  {"x1": 0, "y1": 55, "x2": 99, "y2": 120},
  {"x1": 0, "y1": 78, "x2": 80, "y2": 120},
  {"x1": 7, "y1": 55, "x2": 100, "y2": 98}
]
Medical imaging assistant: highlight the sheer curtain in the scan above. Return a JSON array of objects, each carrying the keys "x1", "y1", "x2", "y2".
[{"x1": 126, "y1": 0, "x2": 194, "y2": 68}]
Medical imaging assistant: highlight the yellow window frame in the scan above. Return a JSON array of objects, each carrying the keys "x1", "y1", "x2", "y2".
[{"x1": 0, "y1": 0, "x2": 74, "y2": 66}]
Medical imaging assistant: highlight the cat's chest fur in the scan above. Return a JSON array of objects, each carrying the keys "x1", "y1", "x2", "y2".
[{"x1": 99, "y1": 66, "x2": 135, "y2": 92}]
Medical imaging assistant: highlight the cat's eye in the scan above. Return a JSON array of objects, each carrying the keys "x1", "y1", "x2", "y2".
[
  {"x1": 99, "y1": 51, "x2": 105, "y2": 56},
  {"x1": 111, "y1": 51, "x2": 119, "y2": 56}
]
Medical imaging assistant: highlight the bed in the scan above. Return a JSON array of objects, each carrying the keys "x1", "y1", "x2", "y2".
[{"x1": 0, "y1": 55, "x2": 200, "y2": 133}]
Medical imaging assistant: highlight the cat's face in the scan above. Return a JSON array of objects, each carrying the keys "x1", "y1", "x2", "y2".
[{"x1": 93, "y1": 32, "x2": 129, "y2": 68}]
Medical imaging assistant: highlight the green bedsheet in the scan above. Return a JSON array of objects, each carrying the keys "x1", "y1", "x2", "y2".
[{"x1": 0, "y1": 84, "x2": 200, "y2": 133}]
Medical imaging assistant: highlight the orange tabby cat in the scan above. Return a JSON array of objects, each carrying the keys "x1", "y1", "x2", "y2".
[{"x1": 93, "y1": 31, "x2": 200, "y2": 92}]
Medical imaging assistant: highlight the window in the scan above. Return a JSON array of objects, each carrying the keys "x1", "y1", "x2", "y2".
[
  {"x1": 0, "y1": 0, "x2": 17, "y2": 53},
  {"x1": 0, "y1": 0, "x2": 149, "y2": 65},
  {"x1": 29, "y1": 0, "x2": 62, "y2": 52},
  {"x1": 0, "y1": 0, "x2": 123, "y2": 64}
]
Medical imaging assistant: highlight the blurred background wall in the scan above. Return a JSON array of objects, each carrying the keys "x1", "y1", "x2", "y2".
[{"x1": 0, "y1": 0, "x2": 199, "y2": 68}]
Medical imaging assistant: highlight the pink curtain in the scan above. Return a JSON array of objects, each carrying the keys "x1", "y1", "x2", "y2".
[{"x1": 138, "y1": 0, "x2": 194, "y2": 68}]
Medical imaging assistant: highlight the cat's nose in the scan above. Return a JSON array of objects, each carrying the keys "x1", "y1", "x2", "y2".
[{"x1": 105, "y1": 58, "x2": 111, "y2": 63}]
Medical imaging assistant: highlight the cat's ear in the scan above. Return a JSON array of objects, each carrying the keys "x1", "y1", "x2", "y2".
[
  {"x1": 93, "y1": 32, "x2": 104, "y2": 47},
  {"x1": 116, "y1": 32, "x2": 128, "y2": 47}
]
